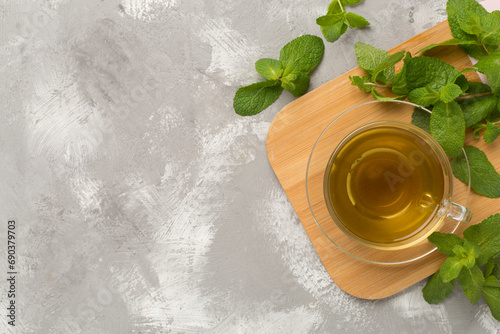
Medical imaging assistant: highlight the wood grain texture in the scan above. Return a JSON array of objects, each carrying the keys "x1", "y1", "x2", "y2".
[{"x1": 266, "y1": 20, "x2": 500, "y2": 300}]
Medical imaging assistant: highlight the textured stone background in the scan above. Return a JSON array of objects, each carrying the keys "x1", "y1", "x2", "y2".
[{"x1": 0, "y1": 0, "x2": 499, "y2": 333}]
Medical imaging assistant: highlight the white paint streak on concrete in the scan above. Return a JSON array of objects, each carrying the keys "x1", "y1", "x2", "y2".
[
  {"x1": 387, "y1": 285, "x2": 452, "y2": 333},
  {"x1": 256, "y1": 186, "x2": 378, "y2": 332},
  {"x1": 475, "y1": 303, "x2": 500, "y2": 334},
  {"x1": 27, "y1": 53, "x2": 106, "y2": 166},
  {"x1": 148, "y1": 119, "x2": 257, "y2": 332},
  {"x1": 235, "y1": 304, "x2": 321, "y2": 333},
  {"x1": 121, "y1": 0, "x2": 177, "y2": 21},
  {"x1": 200, "y1": 18, "x2": 263, "y2": 86}
]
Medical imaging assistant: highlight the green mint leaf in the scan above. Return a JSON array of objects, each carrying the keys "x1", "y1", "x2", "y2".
[
  {"x1": 482, "y1": 276, "x2": 500, "y2": 321},
  {"x1": 454, "y1": 74, "x2": 469, "y2": 92},
  {"x1": 484, "y1": 121, "x2": 500, "y2": 143},
  {"x1": 354, "y1": 42, "x2": 394, "y2": 83},
  {"x1": 457, "y1": 10, "x2": 483, "y2": 36},
  {"x1": 454, "y1": 240, "x2": 481, "y2": 268},
  {"x1": 391, "y1": 52, "x2": 412, "y2": 96},
  {"x1": 447, "y1": 0, "x2": 489, "y2": 59},
  {"x1": 428, "y1": 232, "x2": 464, "y2": 257},
  {"x1": 233, "y1": 81, "x2": 283, "y2": 116},
  {"x1": 492, "y1": 253, "x2": 500, "y2": 279},
  {"x1": 371, "y1": 51, "x2": 405, "y2": 84},
  {"x1": 459, "y1": 95, "x2": 498, "y2": 128},
  {"x1": 320, "y1": 20, "x2": 348, "y2": 43},
  {"x1": 416, "y1": 38, "x2": 479, "y2": 54},
  {"x1": 344, "y1": 12, "x2": 370, "y2": 28},
  {"x1": 458, "y1": 265, "x2": 485, "y2": 304},
  {"x1": 370, "y1": 88, "x2": 402, "y2": 102},
  {"x1": 481, "y1": 27, "x2": 500, "y2": 45},
  {"x1": 406, "y1": 56, "x2": 460, "y2": 92},
  {"x1": 281, "y1": 72, "x2": 310, "y2": 97},
  {"x1": 480, "y1": 10, "x2": 500, "y2": 45},
  {"x1": 349, "y1": 75, "x2": 372, "y2": 92},
  {"x1": 408, "y1": 87, "x2": 440, "y2": 107},
  {"x1": 316, "y1": 13, "x2": 345, "y2": 26},
  {"x1": 485, "y1": 257, "x2": 496, "y2": 278},
  {"x1": 475, "y1": 50, "x2": 500, "y2": 94},
  {"x1": 463, "y1": 213, "x2": 500, "y2": 266},
  {"x1": 482, "y1": 277, "x2": 500, "y2": 321},
  {"x1": 422, "y1": 270, "x2": 457, "y2": 304},
  {"x1": 440, "y1": 83, "x2": 463, "y2": 103},
  {"x1": 279, "y1": 35, "x2": 325, "y2": 76},
  {"x1": 429, "y1": 100, "x2": 465, "y2": 158},
  {"x1": 441, "y1": 256, "x2": 464, "y2": 282},
  {"x1": 411, "y1": 107, "x2": 431, "y2": 133},
  {"x1": 451, "y1": 146, "x2": 500, "y2": 198},
  {"x1": 255, "y1": 58, "x2": 283, "y2": 81},
  {"x1": 318, "y1": 2, "x2": 347, "y2": 43}
]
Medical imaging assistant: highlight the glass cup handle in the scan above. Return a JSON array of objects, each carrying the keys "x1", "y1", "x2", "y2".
[{"x1": 446, "y1": 201, "x2": 472, "y2": 224}]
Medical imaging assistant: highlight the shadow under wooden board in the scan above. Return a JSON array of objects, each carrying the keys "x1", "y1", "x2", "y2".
[{"x1": 266, "y1": 20, "x2": 500, "y2": 300}]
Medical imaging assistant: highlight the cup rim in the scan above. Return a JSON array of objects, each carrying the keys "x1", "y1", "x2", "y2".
[{"x1": 322, "y1": 120, "x2": 454, "y2": 250}]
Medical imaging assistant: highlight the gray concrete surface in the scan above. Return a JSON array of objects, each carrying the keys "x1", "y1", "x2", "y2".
[{"x1": 0, "y1": 0, "x2": 498, "y2": 333}]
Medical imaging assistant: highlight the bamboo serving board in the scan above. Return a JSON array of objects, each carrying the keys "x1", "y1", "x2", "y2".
[{"x1": 266, "y1": 21, "x2": 500, "y2": 300}]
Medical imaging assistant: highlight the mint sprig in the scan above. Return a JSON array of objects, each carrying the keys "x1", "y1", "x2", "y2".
[
  {"x1": 348, "y1": 0, "x2": 500, "y2": 198},
  {"x1": 317, "y1": 0, "x2": 370, "y2": 43},
  {"x1": 233, "y1": 35, "x2": 324, "y2": 116},
  {"x1": 423, "y1": 214, "x2": 500, "y2": 321}
]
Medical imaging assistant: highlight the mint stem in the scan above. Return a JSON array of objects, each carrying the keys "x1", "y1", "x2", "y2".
[
  {"x1": 337, "y1": 0, "x2": 345, "y2": 13},
  {"x1": 456, "y1": 91, "x2": 494, "y2": 100}
]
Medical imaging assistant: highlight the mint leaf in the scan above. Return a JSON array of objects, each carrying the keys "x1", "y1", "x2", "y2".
[
  {"x1": 463, "y1": 213, "x2": 500, "y2": 266},
  {"x1": 280, "y1": 35, "x2": 325, "y2": 76},
  {"x1": 447, "y1": 0, "x2": 489, "y2": 59},
  {"x1": 492, "y1": 253, "x2": 500, "y2": 279},
  {"x1": 417, "y1": 38, "x2": 479, "y2": 54},
  {"x1": 371, "y1": 51, "x2": 405, "y2": 83},
  {"x1": 485, "y1": 257, "x2": 496, "y2": 278},
  {"x1": 430, "y1": 100, "x2": 465, "y2": 158},
  {"x1": 459, "y1": 95, "x2": 498, "y2": 128},
  {"x1": 484, "y1": 121, "x2": 500, "y2": 143},
  {"x1": 440, "y1": 83, "x2": 463, "y2": 103},
  {"x1": 423, "y1": 270, "x2": 457, "y2": 304},
  {"x1": 455, "y1": 74, "x2": 469, "y2": 92},
  {"x1": 391, "y1": 52, "x2": 412, "y2": 96},
  {"x1": 441, "y1": 257, "x2": 464, "y2": 282},
  {"x1": 482, "y1": 276, "x2": 500, "y2": 321},
  {"x1": 320, "y1": 19, "x2": 348, "y2": 43},
  {"x1": 458, "y1": 265, "x2": 485, "y2": 304},
  {"x1": 370, "y1": 88, "x2": 402, "y2": 102},
  {"x1": 452, "y1": 146, "x2": 500, "y2": 198},
  {"x1": 316, "y1": 13, "x2": 345, "y2": 26},
  {"x1": 255, "y1": 58, "x2": 283, "y2": 81},
  {"x1": 354, "y1": 42, "x2": 393, "y2": 83},
  {"x1": 428, "y1": 232, "x2": 463, "y2": 257},
  {"x1": 475, "y1": 50, "x2": 500, "y2": 94},
  {"x1": 406, "y1": 56, "x2": 459, "y2": 92},
  {"x1": 457, "y1": 10, "x2": 483, "y2": 36},
  {"x1": 318, "y1": 1, "x2": 369, "y2": 42},
  {"x1": 233, "y1": 81, "x2": 283, "y2": 116},
  {"x1": 281, "y1": 72, "x2": 310, "y2": 97},
  {"x1": 349, "y1": 75, "x2": 372, "y2": 92},
  {"x1": 411, "y1": 107, "x2": 431, "y2": 133},
  {"x1": 454, "y1": 240, "x2": 481, "y2": 268},
  {"x1": 344, "y1": 12, "x2": 370, "y2": 28},
  {"x1": 408, "y1": 86, "x2": 440, "y2": 107}
]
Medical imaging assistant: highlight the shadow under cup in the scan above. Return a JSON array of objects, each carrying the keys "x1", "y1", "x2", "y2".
[{"x1": 323, "y1": 121, "x2": 472, "y2": 251}]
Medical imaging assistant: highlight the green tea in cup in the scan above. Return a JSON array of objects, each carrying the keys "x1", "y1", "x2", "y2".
[{"x1": 323, "y1": 121, "x2": 471, "y2": 250}]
